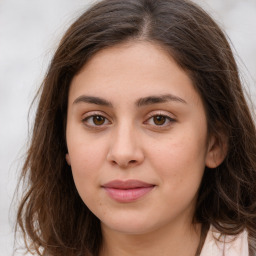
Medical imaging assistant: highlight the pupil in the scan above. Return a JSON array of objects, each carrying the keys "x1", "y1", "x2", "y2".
[
  {"x1": 154, "y1": 115, "x2": 165, "y2": 125},
  {"x1": 93, "y1": 116, "x2": 104, "y2": 125}
]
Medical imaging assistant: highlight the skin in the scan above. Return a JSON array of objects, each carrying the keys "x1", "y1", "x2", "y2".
[{"x1": 66, "y1": 41, "x2": 225, "y2": 256}]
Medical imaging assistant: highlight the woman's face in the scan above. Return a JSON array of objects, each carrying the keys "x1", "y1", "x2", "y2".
[{"x1": 66, "y1": 41, "x2": 216, "y2": 235}]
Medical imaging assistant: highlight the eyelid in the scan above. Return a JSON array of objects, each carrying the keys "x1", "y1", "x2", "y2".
[
  {"x1": 144, "y1": 110, "x2": 176, "y2": 120},
  {"x1": 82, "y1": 110, "x2": 111, "y2": 119},
  {"x1": 144, "y1": 110, "x2": 176, "y2": 127},
  {"x1": 81, "y1": 111, "x2": 112, "y2": 128},
  {"x1": 80, "y1": 110, "x2": 176, "y2": 129}
]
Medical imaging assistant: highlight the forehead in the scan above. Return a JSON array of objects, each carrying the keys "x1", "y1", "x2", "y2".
[{"x1": 69, "y1": 41, "x2": 201, "y2": 108}]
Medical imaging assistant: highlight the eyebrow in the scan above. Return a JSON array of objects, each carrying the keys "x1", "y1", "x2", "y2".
[
  {"x1": 73, "y1": 95, "x2": 113, "y2": 107},
  {"x1": 73, "y1": 93, "x2": 186, "y2": 107},
  {"x1": 136, "y1": 94, "x2": 187, "y2": 107}
]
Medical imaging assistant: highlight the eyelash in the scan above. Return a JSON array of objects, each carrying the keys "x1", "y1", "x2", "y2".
[
  {"x1": 144, "y1": 112, "x2": 176, "y2": 128},
  {"x1": 82, "y1": 113, "x2": 111, "y2": 128},
  {"x1": 82, "y1": 112, "x2": 176, "y2": 129}
]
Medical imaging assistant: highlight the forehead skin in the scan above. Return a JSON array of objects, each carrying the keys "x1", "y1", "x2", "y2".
[{"x1": 69, "y1": 41, "x2": 203, "y2": 112}]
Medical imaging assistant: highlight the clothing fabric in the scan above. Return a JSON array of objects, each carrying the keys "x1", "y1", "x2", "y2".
[{"x1": 200, "y1": 225, "x2": 249, "y2": 256}]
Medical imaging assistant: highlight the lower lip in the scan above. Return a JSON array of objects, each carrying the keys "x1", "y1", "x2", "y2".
[{"x1": 103, "y1": 186, "x2": 155, "y2": 203}]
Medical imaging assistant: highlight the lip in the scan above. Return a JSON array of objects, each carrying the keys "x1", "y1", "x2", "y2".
[{"x1": 102, "y1": 179, "x2": 155, "y2": 203}]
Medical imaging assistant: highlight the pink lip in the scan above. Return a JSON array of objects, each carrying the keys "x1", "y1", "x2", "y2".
[{"x1": 102, "y1": 179, "x2": 155, "y2": 203}]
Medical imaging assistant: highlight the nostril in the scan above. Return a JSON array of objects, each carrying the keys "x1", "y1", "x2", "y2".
[
  {"x1": 110, "y1": 159, "x2": 137, "y2": 168},
  {"x1": 111, "y1": 160, "x2": 117, "y2": 165}
]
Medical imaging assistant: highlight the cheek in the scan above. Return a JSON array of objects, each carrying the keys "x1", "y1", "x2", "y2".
[
  {"x1": 68, "y1": 144, "x2": 103, "y2": 208},
  {"x1": 68, "y1": 142, "x2": 110, "y2": 217},
  {"x1": 149, "y1": 127, "x2": 207, "y2": 186},
  {"x1": 69, "y1": 144, "x2": 104, "y2": 177},
  {"x1": 67, "y1": 136, "x2": 108, "y2": 199},
  {"x1": 151, "y1": 137, "x2": 206, "y2": 213},
  {"x1": 67, "y1": 124, "x2": 108, "y2": 170}
]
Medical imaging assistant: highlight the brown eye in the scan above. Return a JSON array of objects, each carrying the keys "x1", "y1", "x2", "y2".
[
  {"x1": 145, "y1": 114, "x2": 175, "y2": 128},
  {"x1": 83, "y1": 114, "x2": 110, "y2": 127},
  {"x1": 92, "y1": 115, "x2": 105, "y2": 125},
  {"x1": 153, "y1": 115, "x2": 166, "y2": 125}
]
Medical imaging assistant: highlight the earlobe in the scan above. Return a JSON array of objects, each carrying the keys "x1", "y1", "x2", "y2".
[
  {"x1": 66, "y1": 153, "x2": 71, "y2": 165},
  {"x1": 205, "y1": 134, "x2": 228, "y2": 169}
]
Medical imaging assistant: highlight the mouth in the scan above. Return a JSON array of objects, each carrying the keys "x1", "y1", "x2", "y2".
[{"x1": 102, "y1": 179, "x2": 155, "y2": 203}]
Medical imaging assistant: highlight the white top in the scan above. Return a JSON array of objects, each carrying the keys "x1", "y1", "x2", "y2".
[{"x1": 200, "y1": 226, "x2": 249, "y2": 256}]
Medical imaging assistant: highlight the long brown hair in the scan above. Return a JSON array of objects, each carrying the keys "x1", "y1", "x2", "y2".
[{"x1": 16, "y1": 0, "x2": 256, "y2": 255}]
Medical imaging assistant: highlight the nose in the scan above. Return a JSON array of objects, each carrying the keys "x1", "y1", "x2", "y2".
[{"x1": 107, "y1": 123, "x2": 144, "y2": 168}]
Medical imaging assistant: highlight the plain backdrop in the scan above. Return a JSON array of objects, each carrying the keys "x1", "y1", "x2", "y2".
[{"x1": 0, "y1": 0, "x2": 255, "y2": 255}]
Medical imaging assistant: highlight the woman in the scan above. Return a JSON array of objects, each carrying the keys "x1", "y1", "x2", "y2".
[{"x1": 16, "y1": 0, "x2": 256, "y2": 255}]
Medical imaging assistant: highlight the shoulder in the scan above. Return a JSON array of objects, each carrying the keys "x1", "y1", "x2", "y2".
[{"x1": 200, "y1": 225, "x2": 249, "y2": 256}]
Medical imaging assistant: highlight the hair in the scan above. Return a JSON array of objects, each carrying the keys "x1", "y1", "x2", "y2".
[{"x1": 16, "y1": 0, "x2": 256, "y2": 255}]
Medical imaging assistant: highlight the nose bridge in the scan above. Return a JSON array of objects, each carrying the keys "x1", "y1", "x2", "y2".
[
  {"x1": 116, "y1": 120, "x2": 134, "y2": 146},
  {"x1": 107, "y1": 119, "x2": 144, "y2": 167}
]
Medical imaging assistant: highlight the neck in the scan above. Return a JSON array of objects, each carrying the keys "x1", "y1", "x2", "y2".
[{"x1": 99, "y1": 222, "x2": 202, "y2": 256}]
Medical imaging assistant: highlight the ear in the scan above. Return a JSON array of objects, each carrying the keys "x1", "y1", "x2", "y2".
[
  {"x1": 65, "y1": 153, "x2": 71, "y2": 165},
  {"x1": 205, "y1": 132, "x2": 228, "y2": 169}
]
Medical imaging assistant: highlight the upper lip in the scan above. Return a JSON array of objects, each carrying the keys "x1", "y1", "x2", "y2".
[{"x1": 102, "y1": 179, "x2": 154, "y2": 189}]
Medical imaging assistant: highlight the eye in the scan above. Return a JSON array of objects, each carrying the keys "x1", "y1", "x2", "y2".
[
  {"x1": 152, "y1": 115, "x2": 167, "y2": 125},
  {"x1": 83, "y1": 114, "x2": 110, "y2": 127},
  {"x1": 146, "y1": 114, "x2": 175, "y2": 127}
]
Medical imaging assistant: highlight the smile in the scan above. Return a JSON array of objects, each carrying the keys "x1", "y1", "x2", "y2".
[{"x1": 102, "y1": 179, "x2": 155, "y2": 203}]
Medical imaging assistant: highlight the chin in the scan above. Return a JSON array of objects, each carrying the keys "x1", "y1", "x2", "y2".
[
  {"x1": 104, "y1": 223, "x2": 155, "y2": 235},
  {"x1": 100, "y1": 212, "x2": 163, "y2": 235}
]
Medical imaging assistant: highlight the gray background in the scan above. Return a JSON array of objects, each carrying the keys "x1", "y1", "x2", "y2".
[{"x1": 0, "y1": 0, "x2": 255, "y2": 255}]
